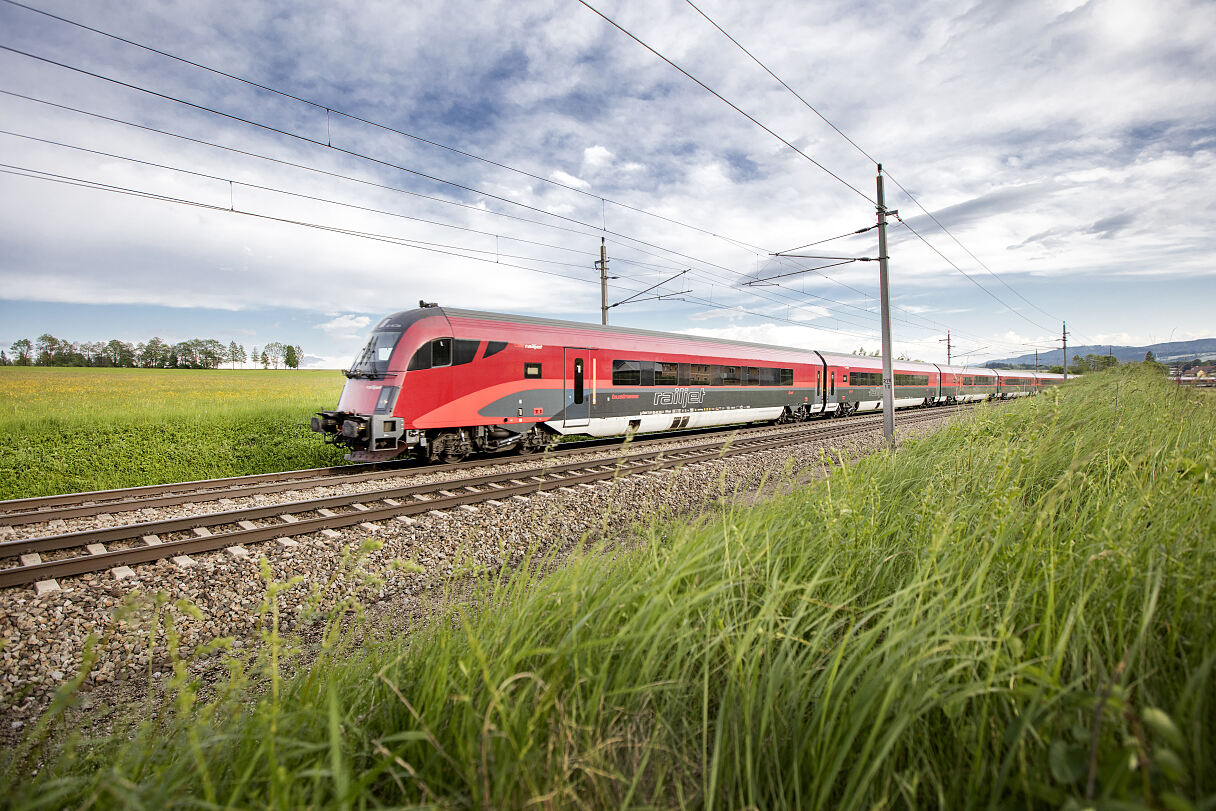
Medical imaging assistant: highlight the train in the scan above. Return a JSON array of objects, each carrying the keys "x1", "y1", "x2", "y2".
[{"x1": 311, "y1": 305, "x2": 1065, "y2": 463}]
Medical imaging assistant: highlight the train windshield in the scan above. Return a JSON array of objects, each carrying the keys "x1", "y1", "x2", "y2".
[{"x1": 345, "y1": 330, "x2": 402, "y2": 378}]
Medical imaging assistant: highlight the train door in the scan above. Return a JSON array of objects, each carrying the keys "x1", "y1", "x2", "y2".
[
  {"x1": 563, "y1": 347, "x2": 590, "y2": 428},
  {"x1": 813, "y1": 351, "x2": 828, "y2": 415}
]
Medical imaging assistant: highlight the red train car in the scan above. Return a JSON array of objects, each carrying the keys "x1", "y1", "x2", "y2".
[{"x1": 311, "y1": 306, "x2": 1061, "y2": 462}]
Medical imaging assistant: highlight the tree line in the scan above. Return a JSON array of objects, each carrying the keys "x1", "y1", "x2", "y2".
[{"x1": 2, "y1": 334, "x2": 303, "y2": 370}]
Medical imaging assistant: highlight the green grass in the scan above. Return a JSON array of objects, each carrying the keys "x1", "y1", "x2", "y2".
[
  {"x1": 0, "y1": 367, "x2": 347, "y2": 498},
  {"x1": 5, "y1": 365, "x2": 1214, "y2": 808}
]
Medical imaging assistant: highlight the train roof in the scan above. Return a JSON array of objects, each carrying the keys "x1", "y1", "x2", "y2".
[
  {"x1": 375, "y1": 306, "x2": 837, "y2": 359},
  {"x1": 371, "y1": 307, "x2": 1067, "y2": 378}
]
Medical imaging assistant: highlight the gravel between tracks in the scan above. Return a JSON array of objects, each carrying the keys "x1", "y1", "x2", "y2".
[{"x1": 0, "y1": 412, "x2": 960, "y2": 745}]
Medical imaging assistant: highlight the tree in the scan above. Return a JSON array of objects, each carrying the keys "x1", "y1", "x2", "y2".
[
  {"x1": 1145, "y1": 350, "x2": 1156, "y2": 363},
  {"x1": 283, "y1": 344, "x2": 298, "y2": 369},
  {"x1": 137, "y1": 337, "x2": 168, "y2": 368},
  {"x1": 0, "y1": 350, "x2": 9, "y2": 366},
  {"x1": 35, "y1": 333, "x2": 60, "y2": 366},
  {"x1": 227, "y1": 341, "x2": 245, "y2": 369},
  {"x1": 260, "y1": 349, "x2": 269, "y2": 369},
  {"x1": 198, "y1": 339, "x2": 227, "y2": 369},
  {"x1": 10, "y1": 338, "x2": 32, "y2": 365}
]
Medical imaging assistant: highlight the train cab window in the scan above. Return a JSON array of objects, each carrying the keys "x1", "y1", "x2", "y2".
[
  {"x1": 655, "y1": 362, "x2": 678, "y2": 386},
  {"x1": 452, "y1": 339, "x2": 480, "y2": 366},
  {"x1": 745, "y1": 367, "x2": 760, "y2": 386},
  {"x1": 432, "y1": 338, "x2": 452, "y2": 367},
  {"x1": 722, "y1": 366, "x2": 740, "y2": 386},
  {"x1": 524, "y1": 363, "x2": 542, "y2": 379},
  {"x1": 483, "y1": 341, "x2": 507, "y2": 359}
]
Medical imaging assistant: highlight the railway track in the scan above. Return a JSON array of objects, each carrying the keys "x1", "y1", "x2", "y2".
[
  {"x1": 0, "y1": 408, "x2": 935, "y2": 527},
  {"x1": 0, "y1": 406, "x2": 974, "y2": 590}
]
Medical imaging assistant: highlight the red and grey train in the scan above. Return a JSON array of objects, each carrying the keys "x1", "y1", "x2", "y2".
[{"x1": 311, "y1": 305, "x2": 1064, "y2": 463}]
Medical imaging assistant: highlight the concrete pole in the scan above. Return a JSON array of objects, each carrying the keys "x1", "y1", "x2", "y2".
[
  {"x1": 877, "y1": 165, "x2": 895, "y2": 447},
  {"x1": 599, "y1": 238, "x2": 609, "y2": 325},
  {"x1": 1062, "y1": 321, "x2": 1068, "y2": 381}
]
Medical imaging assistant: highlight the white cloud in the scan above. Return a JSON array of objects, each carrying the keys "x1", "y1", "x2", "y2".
[
  {"x1": 317, "y1": 314, "x2": 372, "y2": 340},
  {"x1": 548, "y1": 170, "x2": 590, "y2": 190},
  {"x1": 582, "y1": 145, "x2": 614, "y2": 172}
]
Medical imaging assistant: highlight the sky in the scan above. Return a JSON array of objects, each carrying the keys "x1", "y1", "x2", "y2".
[{"x1": 1, "y1": 0, "x2": 1214, "y2": 368}]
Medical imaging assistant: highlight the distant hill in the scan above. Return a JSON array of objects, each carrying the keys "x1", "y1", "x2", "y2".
[{"x1": 985, "y1": 338, "x2": 1216, "y2": 368}]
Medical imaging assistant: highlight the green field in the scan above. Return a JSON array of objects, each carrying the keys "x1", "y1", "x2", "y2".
[
  {"x1": 6, "y1": 366, "x2": 1214, "y2": 809},
  {"x1": 0, "y1": 367, "x2": 347, "y2": 499}
]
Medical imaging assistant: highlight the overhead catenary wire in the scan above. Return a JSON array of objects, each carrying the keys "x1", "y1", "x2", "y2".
[
  {"x1": 680, "y1": 0, "x2": 1063, "y2": 328},
  {"x1": 0, "y1": 33, "x2": 966, "y2": 339},
  {"x1": 0, "y1": 96, "x2": 1028, "y2": 353},
  {"x1": 891, "y1": 217, "x2": 1052, "y2": 333},
  {"x1": 0, "y1": 0, "x2": 815, "y2": 263},
  {"x1": 0, "y1": 89, "x2": 950, "y2": 340},
  {"x1": 572, "y1": 0, "x2": 876, "y2": 205},
  {"x1": 0, "y1": 58, "x2": 874, "y2": 316},
  {"x1": 0, "y1": 19, "x2": 1035, "y2": 354},
  {"x1": 1, "y1": 162, "x2": 908, "y2": 344}
]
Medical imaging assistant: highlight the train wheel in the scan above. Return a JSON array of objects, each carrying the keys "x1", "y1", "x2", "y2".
[{"x1": 433, "y1": 431, "x2": 470, "y2": 464}]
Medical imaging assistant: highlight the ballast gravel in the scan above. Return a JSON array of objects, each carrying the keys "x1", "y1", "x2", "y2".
[{"x1": 0, "y1": 414, "x2": 958, "y2": 743}]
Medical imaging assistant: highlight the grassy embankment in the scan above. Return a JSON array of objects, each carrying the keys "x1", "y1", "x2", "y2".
[
  {"x1": 5, "y1": 365, "x2": 1214, "y2": 808},
  {"x1": 0, "y1": 367, "x2": 347, "y2": 499}
]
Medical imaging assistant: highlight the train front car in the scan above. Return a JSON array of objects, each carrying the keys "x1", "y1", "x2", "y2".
[
  {"x1": 311, "y1": 308, "x2": 435, "y2": 462},
  {"x1": 311, "y1": 306, "x2": 557, "y2": 463}
]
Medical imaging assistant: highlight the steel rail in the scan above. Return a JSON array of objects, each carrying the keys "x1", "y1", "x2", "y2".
[
  {"x1": 0, "y1": 407, "x2": 967, "y2": 589},
  {"x1": 0, "y1": 410, "x2": 912, "y2": 525}
]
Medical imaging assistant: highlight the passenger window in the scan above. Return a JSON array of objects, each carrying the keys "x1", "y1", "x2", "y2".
[
  {"x1": 655, "y1": 362, "x2": 678, "y2": 386},
  {"x1": 524, "y1": 363, "x2": 542, "y2": 379},
  {"x1": 722, "y1": 366, "x2": 740, "y2": 386},
  {"x1": 780, "y1": 368, "x2": 793, "y2": 386},
  {"x1": 483, "y1": 341, "x2": 507, "y2": 359},
  {"x1": 745, "y1": 367, "x2": 759, "y2": 386},
  {"x1": 452, "y1": 339, "x2": 480, "y2": 366},
  {"x1": 613, "y1": 360, "x2": 641, "y2": 386}
]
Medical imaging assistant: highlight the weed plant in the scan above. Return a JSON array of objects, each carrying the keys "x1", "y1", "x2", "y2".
[
  {"x1": 4, "y1": 365, "x2": 1213, "y2": 808},
  {"x1": 0, "y1": 367, "x2": 346, "y2": 498}
]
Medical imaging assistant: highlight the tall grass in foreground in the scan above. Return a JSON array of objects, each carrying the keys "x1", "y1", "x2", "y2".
[
  {"x1": 7, "y1": 366, "x2": 1214, "y2": 808},
  {"x1": 0, "y1": 368, "x2": 346, "y2": 498}
]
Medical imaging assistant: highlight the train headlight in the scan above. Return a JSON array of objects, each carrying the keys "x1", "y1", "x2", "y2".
[{"x1": 374, "y1": 386, "x2": 400, "y2": 414}]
